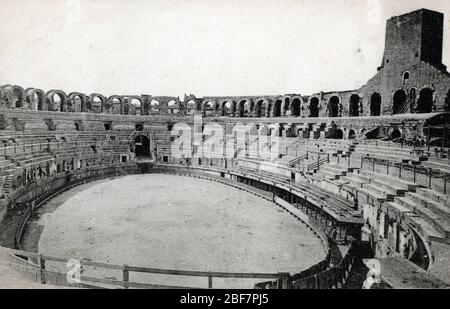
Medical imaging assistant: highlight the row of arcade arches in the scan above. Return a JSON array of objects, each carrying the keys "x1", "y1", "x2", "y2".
[{"x1": 2, "y1": 85, "x2": 448, "y2": 117}]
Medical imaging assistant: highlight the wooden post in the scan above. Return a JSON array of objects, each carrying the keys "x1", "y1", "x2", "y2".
[
  {"x1": 208, "y1": 275, "x2": 213, "y2": 288},
  {"x1": 444, "y1": 173, "x2": 447, "y2": 195},
  {"x1": 39, "y1": 254, "x2": 46, "y2": 284},
  {"x1": 386, "y1": 160, "x2": 390, "y2": 175},
  {"x1": 413, "y1": 165, "x2": 417, "y2": 183},
  {"x1": 399, "y1": 163, "x2": 402, "y2": 179},
  {"x1": 122, "y1": 265, "x2": 129, "y2": 289},
  {"x1": 317, "y1": 154, "x2": 320, "y2": 171},
  {"x1": 428, "y1": 168, "x2": 432, "y2": 189}
]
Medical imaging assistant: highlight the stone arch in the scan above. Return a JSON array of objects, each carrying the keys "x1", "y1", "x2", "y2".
[
  {"x1": 90, "y1": 93, "x2": 106, "y2": 113},
  {"x1": 130, "y1": 97, "x2": 142, "y2": 115},
  {"x1": 393, "y1": 90, "x2": 407, "y2": 115},
  {"x1": 150, "y1": 99, "x2": 160, "y2": 114},
  {"x1": 221, "y1": 101, "x2": 233, "y2": 116},
  {"x1": 203, "y1": 100, "x2": 215, "y2": 117},
  {"x1": 3, "y1": 85, "x2": 25, "y2": 108},
  {"x1": 328, "y1": 96, "x2": 340, "y2": 117},
  {"x1": 107, "y1": 95, "x2": 123, "y2": 114},
  {"x1": 186, "y1": 99, "x2": 197, "y2": 115},
  {"x1": 47, "y1": 90, "x2": 67, "y2": 112},
  {"x1": 237, "y1": 99, "x2": 248, "y2": 117},
  {"x1": 403, "y1": 71, "x2": 410, "y2": 85},
  {"x1": 417, "y1": 87, "x2": 434, "y2": 113},
  {"x1": 390, "y1": 128, "x2": 402, "y2": 139},
  {"x1": 370, "y1": 93, "x2": 381, "y2": 116},
  {"x1": 134, "y1": 135, "x2": 151, "y2": 157},
  {"x1": 309, "y1": 97, "x2": 319, "y2": 117},
  {"x1": 254, "y1": 99, "x2": 266, "y2": 118},
  {"x1": 25, "y1": 88, "x2": 46, "y2": 110},
  {"x1": 167, "y1": 100, "x2": 179, "y2": 114},
  {"x1": 291, "y1": 97, "x2": 301, "y2": 117},
  {"x1": 68, "y1": 92, "x2": 86, "y2": 112},
  {"x1": 348, "y1": 129, "x2": 356, "y2": 139},
  {"x1": 349, "y1": 94, "x2": 360, "y2": 117}
]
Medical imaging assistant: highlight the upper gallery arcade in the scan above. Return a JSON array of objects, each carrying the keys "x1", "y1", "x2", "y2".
[{"x1": 1, "y1": 8, "x2": 450, "y2": 119}]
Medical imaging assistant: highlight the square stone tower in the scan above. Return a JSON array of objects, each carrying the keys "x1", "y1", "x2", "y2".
[{"x1": 381, "y1": 9, "x2": 444, "y2": 70}]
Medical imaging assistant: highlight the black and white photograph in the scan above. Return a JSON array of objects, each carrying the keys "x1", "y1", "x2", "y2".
[{"x1": 0, "y1": 0, "x2": 449, "y2": 297}]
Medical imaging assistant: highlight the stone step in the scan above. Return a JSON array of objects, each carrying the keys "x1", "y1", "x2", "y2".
[
  {"x1": 395, "y1": 197, "x2": 450, "y2": 240},
  {"x1": 415, "y1": 188, "x2": 450, "y2": 205},
  {"x1": 405, "y1": 192, "x2": 450, "y2": 218},
  {"x1": 359, "y1": 170, "x2": 419, "y2": 191},
  {"x1": 358, "y1": 186, "x2": 391, "y2": 202},
  {"x1": 362, "y1": 183, "x2": 397, "y2": 201},
  {"x1": 341, "y1": 175, "x2": 366, "y2": 188},
  {"x1": 406, "y1": 214, "x2": 446, "y2": 243}
]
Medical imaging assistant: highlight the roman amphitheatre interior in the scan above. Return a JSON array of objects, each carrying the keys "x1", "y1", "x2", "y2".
[{"x1": 1, "y1": 5, "x2": 450, "y2": 289}]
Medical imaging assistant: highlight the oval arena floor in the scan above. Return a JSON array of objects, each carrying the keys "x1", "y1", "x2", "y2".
[{"x1": 23, "y1": 174, "x2": 325, "y2": 288}]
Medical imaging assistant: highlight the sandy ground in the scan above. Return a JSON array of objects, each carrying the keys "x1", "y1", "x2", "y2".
[{"x1": 25, "y1": 174, "x2": 325, "y2": 288}]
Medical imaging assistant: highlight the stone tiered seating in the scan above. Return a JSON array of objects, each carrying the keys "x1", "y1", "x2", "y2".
[
  {"x1": 334, "y1": 167, "x2": 450, "y2": 244},
  {"x1": 236, "y1": 166, "x2": 361, "y2": 222},
  {"x1": 6, "y1": 150, "x2": 55, "y2": 168},
  {"x1": 351, "y1": 143, "x2": 424, "y2": 165}
]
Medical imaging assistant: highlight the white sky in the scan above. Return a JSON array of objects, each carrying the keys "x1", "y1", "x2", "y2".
[{"x1": 0, "y1": 0, "x2": 449, "y2": 98}]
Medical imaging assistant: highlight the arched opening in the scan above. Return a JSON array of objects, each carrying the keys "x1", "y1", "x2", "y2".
[
  {"x1": 393, "y1": 90, "x2": 407, "y2": 114},
  {"x1": 255, "y1": 100, "x2": 264, "y2": 118},
  {"x1": 53, "y1": 93, "x2": 65, "y2": 112},
  {"x1": 168, "y1": 100, "x2": 179, "y2": 114},
  {"x1": 333, "y1": 129, "x2": 344, "y2": 139},
  {"x1": 370, "y1": 93, "x2": 381, "y2": 116},
  {"x1": 291, "y1": 98, "x2": 301, "y2": 117},
  {"x1": 328, "y1": 96, "x2": 340, "y2": 117},
  {"x1": 150, "y1": 100, "x2": 160, "y2": 114},
  {"x1": 220, "y1": 101, "x2": 228, "y2": 116},
  {"x1": 348, "y1": 129, "x2": 356, "y2": 139},
  {"x1": 134, "y1": 135, "x2": 150, "y2": 157},
  {"x1": 12, "y1": 87, "x2": 24, "y2": 108},
  {"x1": 349, "y1": 94, "x2": 360, "y2": 117},
  {"x1": 111, "y1": 97, "x2": 121, "y2": 113},
  {"x1": 92, "y1": 96, "x2": 102, "y2": 112},
  {"x1": 274, "y1": 100, "x2": 282, "y2": 117},
  {"x1": 417, "y1": 88, "x2": 433, "y2": 113},
  {"x1": 309, "y1": 97, "x2": 319, "y2": 117},
  {"x1": 131, "y1": 98, "x2": 142, "y2": 115},
  {"x1": 403, "y1": 71, "x2": 410, "y2": 85},
  {"x1": 204, "y1": 101, "x2": 215, "y2": 116},
  {"x1": 391, "y1": 129, "x2": 402, "y2": 139},
  {"x1": 70, "y1": 95, "x2": 83, "y2": 112},
  {"x1": 186, "y1": 100, "x2": 196, "y2": 115}
]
